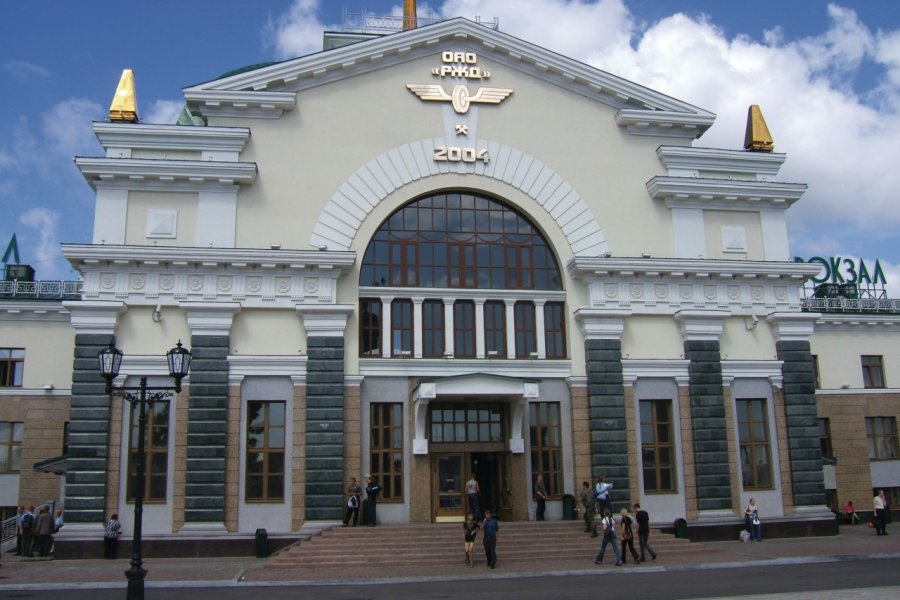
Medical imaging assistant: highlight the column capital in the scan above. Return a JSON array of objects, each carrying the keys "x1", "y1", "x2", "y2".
[
  {"x1": 574, "y1": 308, "x2": 630, "y2": 340},
  {"x1": 296, "y1": 304, "x2": 355, "y2": 337},
  {"x1": 767, "y1": 311, "x2": 820, "y2": 342},
  {"x1": 181, "y1": 301, "x2": 241, "y2": 337},
  {"x1": 675, "y1": 309, "x2": 729, "y2": 342},
  {"x1": 63, "y1": 300, "x2": 126, "y2": 335}
]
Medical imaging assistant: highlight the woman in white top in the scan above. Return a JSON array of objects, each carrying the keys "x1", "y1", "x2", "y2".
[{"x1": 873, "y1": 490, "x2": 888, "y2": 535}]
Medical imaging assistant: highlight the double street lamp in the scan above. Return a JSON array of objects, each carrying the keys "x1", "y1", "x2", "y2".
[{"x1": 98, "y1": 341, "x2": 191, "y2": 600}]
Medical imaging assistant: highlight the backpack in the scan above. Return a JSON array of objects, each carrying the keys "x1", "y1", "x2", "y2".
[{"x1": 21, "y1": 512, "x2": 35, "y2": 528}]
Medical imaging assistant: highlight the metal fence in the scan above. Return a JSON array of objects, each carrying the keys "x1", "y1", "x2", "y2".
[
  {"x1": 802, "y1": 297, "x2": 900, "y2": 314},
  {"x1": 341, "y1": 9, "x2": 498, "y2": 33},
  {"x1": 0, "y1": 280, "x2": 82, "y2": 300}
]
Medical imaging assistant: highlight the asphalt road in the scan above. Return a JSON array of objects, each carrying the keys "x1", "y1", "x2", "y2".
[{"x1": 7, "y1": 558, "x2": 899, "y2": 600}]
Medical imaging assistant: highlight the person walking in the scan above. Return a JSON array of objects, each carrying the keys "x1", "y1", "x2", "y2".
[
  {"x1": 593, "y1": 509, "x2": 622, "y2": 566},
  {"x1": 534, "y1": 474, "x2": 548, "y2": 521},
  {"x1": 463, "y1": 512, "x2": 480, "y2": 567},
  {"x1": 104, "y1": 513, "x2": 121, "y2": 559},
  {"x1": 579, "y1": 481, "x2": 596, "y2": 535},
  {"x1": 466, "y1": 474, "x2": 481, "y2": 520},
  {"x1": 363, "y1": 474, "x2": 381, "y2": 527},
  {"x1": 482, "y1": 509, "x2": 500, "y2": 569},
  {"x1": 343, "y1": 477, "x2": 362, "y2": 527},
  {"x1": 34, "y1": 507, "x2": 54, "y2": 557},
  {"x1": 874, "y1": 489, "x2": 889, "y2": 535},
  {"x1": 618, "y1": 507, "x2": 640, "y2": 564},
  {"x1": 633, "y1": 503, "x2": 657, "y2": 562},
  {"x1": 595, "y1": 475, "x2": 613, "y2": 515},
  {"x1": 744, "y1": 498, "x2": 762, "y2": 541}
]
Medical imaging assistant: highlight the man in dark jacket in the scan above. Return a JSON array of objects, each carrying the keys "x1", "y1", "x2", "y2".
[
  {"x1": 34, "y1": 507, "x2": 54, "y2": 557},
  {"x1": 633, "y1": 503, "x2": 658, "y2": 562}
]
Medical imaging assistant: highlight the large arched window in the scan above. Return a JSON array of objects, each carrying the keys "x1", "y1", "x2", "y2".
[{"x1": 360, "y1": 192, "x2": 562, "y2": 290}]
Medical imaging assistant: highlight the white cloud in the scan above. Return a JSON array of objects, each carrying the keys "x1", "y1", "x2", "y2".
[
  {"x1": 267, "y1": 0, "x2": 333, "y2": 60},
  {"x1": 2, "y1": 60, "x2": 50, "y2": 79},
  {"x1": 19, "y1": 207, "x2": 62, "y2": 277},
  {"x1": 41, "y1": 98, "x2": 103, "y2": 157},
  {"x1": 143, "y1": 99, "x2": 184, "y2": 125}
]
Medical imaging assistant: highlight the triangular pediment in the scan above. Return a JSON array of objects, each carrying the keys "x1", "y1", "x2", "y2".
[{"x1": 184, "y1": 18, "x2": 714, "y2": 137}]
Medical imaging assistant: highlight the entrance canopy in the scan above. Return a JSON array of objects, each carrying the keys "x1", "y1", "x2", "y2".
[{"x1": 411, "y1": 373, "x2": 539, "y2": 455}]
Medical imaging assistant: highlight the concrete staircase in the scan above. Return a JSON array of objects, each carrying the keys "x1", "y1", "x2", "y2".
[{"x1": 267, "y1": 520, "x2": 703, "y2": 569}]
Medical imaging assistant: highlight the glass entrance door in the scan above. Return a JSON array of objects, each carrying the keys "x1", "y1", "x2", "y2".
[{"x1": 434, "y1": 453, "x2": 466, "y2": 522}]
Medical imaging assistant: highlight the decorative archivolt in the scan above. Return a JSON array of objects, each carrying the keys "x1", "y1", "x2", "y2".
[{"x1": 309, "y1": 138, "x2": 608, "y2": 257}]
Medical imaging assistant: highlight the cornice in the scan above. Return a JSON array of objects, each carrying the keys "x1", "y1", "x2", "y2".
[
  {"x1": 182, "y1": 90, "x2": 297, "y2": 119},
  {"x1": 813, "y1": 313, "x2": 900, "y2": 331},
  {"x1": 614, "y1": 110, "x2": 715, "y2": 140},
  {"x1": 74, "y1": 157, "x2": 257, "y2": 189},
  {"x1": 647, "y1": 176, "x2": 806, "y2": 210},
  {"x1": 227, "y1": 354, "x2": 308, "y2": 384},
  {"x1": 0, "y1": 301, "x2": 70, "y2": 321},
  {"x1": 62, "y1": 244, "x2": 356, "y2": 272},
  {"x1": 186, "y1": 18, "x2": 714, "y2": 135},
  {"x1": 358, "y1": 286, "x2": 567, "y2": 302},
  {"x1": 358, "y1": 357, "x2": 571, "y2": 378},
  {"x1": 656, "y1": 146, "x2": 786, "y2": 179},
  {"x1": 622, "y1": 359, "x2": 691, "y2": 385},
  {"x1": 568, "y1": 257, "x2": 821, "y2": 281},
  {"x1": 92, "y1": 122, "x2": 250, "y2": 153},
  {"x1": 721, "y1": 360, "x2": 784, "y2": 388}
]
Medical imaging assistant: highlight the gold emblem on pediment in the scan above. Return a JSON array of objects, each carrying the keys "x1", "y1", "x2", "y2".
[{"x1": 407, "y1": 51, "x2": 512, "y2": 114}]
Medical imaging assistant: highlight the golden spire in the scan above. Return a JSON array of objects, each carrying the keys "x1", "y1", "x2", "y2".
[
  {"x1": 403, "y1": 0, "x2": 417, "y2": 30},
  {"x1": 109, "y1": 69, "x2": 139, "y2": 123},
  {"x1": 743, "y1": 104, "x2": 773, "y2": 152}
]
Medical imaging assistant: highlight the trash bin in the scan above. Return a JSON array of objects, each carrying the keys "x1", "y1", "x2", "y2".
[
  {"x1": 562, "y1": 494, "x2": 576, "y2": 520},
  {"x1": 673, "y1": 518, "x2": 687, "y2": 539},
  {"x1": 255, "y1": 528, "x2": 269, "y2": 558}
]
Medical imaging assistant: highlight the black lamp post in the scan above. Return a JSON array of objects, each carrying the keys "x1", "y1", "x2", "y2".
[{"x1": 98, "y1": 341, "x2": 191, "y2": 600}]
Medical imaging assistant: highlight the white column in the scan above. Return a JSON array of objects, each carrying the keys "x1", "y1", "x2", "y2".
[
  {"x1": 474, "y1": 299, "x2": 486, "y2": 358},
  {"x1": 380, "y1": 296, "x2": 393, "y2": 357},
  {"x1": 412, "y1": 297, "x2": 424, "y2": 358},
  {"x1": 534, "y1": 299, "x2": 546, "y2": 359},
  {"x1": 443, "y1": 298, "x2": 455, "y2": 357},
  {"x1": 504, "y1": 299, "x2": 516, "y2": 359}
]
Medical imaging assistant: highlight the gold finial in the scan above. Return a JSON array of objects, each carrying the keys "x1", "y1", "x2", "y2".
[
  {"x1": 403, "y1": 0, "x2": 417, "y2": 30},
  {"x1": 744, "y1": 105, "x2": 773, "y2": 152},
  {"x1": 109, "y1": 69, "x2": 139, "y2": 123}
]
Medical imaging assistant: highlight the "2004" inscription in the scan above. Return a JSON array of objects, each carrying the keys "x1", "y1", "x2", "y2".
[{"x1": 434, "y1": 146, "x2": 490, "y2": 163}]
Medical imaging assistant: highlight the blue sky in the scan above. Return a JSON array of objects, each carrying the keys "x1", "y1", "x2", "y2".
[{"x1": 2, "y1": 0, "x2": 900, "y2": 294}]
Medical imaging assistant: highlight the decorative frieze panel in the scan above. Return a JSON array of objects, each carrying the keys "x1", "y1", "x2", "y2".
[{"x1": 63, "y1": 245, "x2": 356, "y2": 309}]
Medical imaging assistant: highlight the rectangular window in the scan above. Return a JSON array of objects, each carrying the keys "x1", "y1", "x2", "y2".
[
  {"x1": 866, "y1": 417, "x2": 898, "y2": 460},
  {"x1": 862, "y1": 355, "x2": 886, "y2": 388},
  {"x1": 359, "y1": 299, "x2": 382, "y2": 357},
  {"x1": 640, "y1": 400, "x2": 676, "y2": 492},
  {"x1": 819, "y1": 418, "x2": 833, "y2": 458},
  {"x1": 453, "y1": 301, "x2": 475, "y2": 358},
  {"x1": 391, "y1": 299, "x2": 413, "y2": 356},
  {"x1": 529, "y1": 402, "x2": 562, "y2": 496},
  {"x1": 430, "y1": 403, "x2": 504, "y2": 443},
  {"x1": 484, "y1": 301, "x2": 506, "y2": 357},
  {"x1": 422, "y1": 300, "x2": 444, "y2": 358},
  {"x1": 0, "y1": 422, "x2": 24, "y2": 472},
  {"x1": 514, "y1": 301, "x2": 536, "y2": 358},
  {"x1": 737, "y1": 399, "x2": 772, "y2": 490},
  {"x1": 246, "y1": 401, "x2": 286, "y2": 502},
  {"x1": 543, "y1": 302, "x2": 567, "y2": 359},
  {"x1": 0, "y1": 349, "x2": 24, "y2": 387},
  {"x1": 811, "y1": 355, "x2": 821, "y2": 389},
  {"x1": 371, "y1": 403, "x2": 403, "y2": 501},
  {"x1": 128, "y1": 401, "x2": 170, "y2": 502}
]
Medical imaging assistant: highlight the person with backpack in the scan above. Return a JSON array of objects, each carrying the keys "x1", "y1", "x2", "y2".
[
  {"x1": 618, "y1": 507, "x2": 640, "y2": 564},
  {"x1": 593, "y1": 509, "x2": 622, "y2": 566},
  {"x1": 19, "y1": 505, "x2": 36, "y2": 557}
]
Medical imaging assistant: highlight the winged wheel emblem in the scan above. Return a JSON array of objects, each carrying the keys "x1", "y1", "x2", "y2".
[{"x1": 407, "y1": 84, "x2": 513, "y2": 114}]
